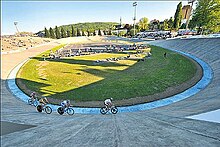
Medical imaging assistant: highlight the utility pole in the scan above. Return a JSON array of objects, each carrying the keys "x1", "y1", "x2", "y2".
[
  {"x1": 133, "y1": 2, "x2": 137, "y2": 36},
  {"x1": 118, "y1": 17, "x2": 122, "y2": 37}
]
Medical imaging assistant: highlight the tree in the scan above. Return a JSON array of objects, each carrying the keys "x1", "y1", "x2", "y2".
[
  {"x1": 61, "y1": 27, "x2": 66, "y2": 38},
  {"x1": 71, "y1": 26, "x2": 75, "y2": 37},
  {"x1": 93, "y1": 30, "x2": 96, "y2": 36},
  {"x1": 77, "y1": 28, "x2": 81, "y2": 36},
  {"x1": 55, "y1": 26, "x2": 61, "y2": 39},
  {"x1": 149, "y1": 19, "x2": 160, "y2": 30},
  {"x1": 67, "y1": 29, "x2": 71, "y2": 37},
  {"x1": 173, "y1": 2, "x2": 182, "y2": 29},
  {"x1": 108, "y1": 29, "x2": 112, "y2": 35},
  {"x1": 189, "y1": 0, "x2": 220, "y2": 33},
  {"x1": 49, "y1": 27, "x2": 55, "y2": 39},
  {"x1": 44, "y1": 27, "x2": 50, "y2": 38},
  {"x1": 168, "y1": 17, "x2": 174, "y2": 30},
  {"x1": 103, "y1": 30, "x2": 106, "y2": 35},
  {"x1": 180, "y1": 23, "x2": 186, "y2": 29},
  {"x1": 130, "y1": 29, "x2": 138, "y2": 36},
  {"x1": 98, "y1": 29, "x2": 102, "y2": 36},
  {"x1": 82, "y1": 30, "x2": 85, "y2": 36},
  {"x1": 119, "y1": 30, "x2": 127, "y2": 36},
  {"x1": 163, "y1": 19, "x2": 169, "y2": 30},
  {"x1": 138, "y1": 17, "x2": 149, "y2": 31},
  {"x1": 86, "y1": 30, "x2": 90, "y2": 37}
]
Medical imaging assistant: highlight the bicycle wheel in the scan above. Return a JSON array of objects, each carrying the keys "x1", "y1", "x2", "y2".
[
  {"x1": 111, "y1": 106, "x2": 118, "y2": 114},
  {"x1": 45, "y1": 106, "x2": 52, "y2": 114},
  {"x1": 57, "y1": 107, "x2": 64, "y2": 115},
  {"x1": 100, "y1": 107, "x2": 108, "y2": 115},
  {"x1": 67, "y1": 108, "x2": 74, "y2": 115},
  {"x1": 33, "y1": 101, "x2": 39, "y2": 107},
  {"x1": 37, "y1": 105, "x2": 43, "y2": 112}
]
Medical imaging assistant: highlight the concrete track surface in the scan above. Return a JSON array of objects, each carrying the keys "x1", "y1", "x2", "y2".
[{"x1": 1, "y1": 37, "x2": 220, "y2": 147}]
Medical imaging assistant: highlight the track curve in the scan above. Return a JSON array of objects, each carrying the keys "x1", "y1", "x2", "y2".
[{"x1": 1, "y1": 37, "x2": 220, "y2": 146}]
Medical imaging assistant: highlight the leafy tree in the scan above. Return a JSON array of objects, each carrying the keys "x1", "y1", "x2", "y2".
[
  {"x1": 168, "y1": 17, "x2": 174, "y2": 30},
  {"x1": 173, "y1": 2, "x2": 182, "y2": 29},
  {"x1": 61, "y1": 27, "x2": 66, "y2": 38},
  {"x1": 49, "y1": 27, "x2": 55, "y2": 39},
  {"x1": 77, "y1": 28, "x2": 81, "y2": 36},
  {"x1": 44, "y1": 27, "x2": 50, "y2": 38},
  {"x1": 189, "y1": 0, "x2": 220, "y2": 33},
  {"x1": 130, "y1": 29, "x2": 138, "y2": 36},
  {"x1": 119, "y1": 30, "x2": 127, "y2": 36},
  {"x1": 87, "y1": 30, "x2": 90, "y2": 37},
  {"x1": 93, "y1": 30, "x2": 96, "y2": 36},
  {"x1": 71, "y1": 26, "x2": 75, "y2": 37},
  {"x1": 149, "y1": 19, "x2": 160, "y2": 30},
  {"x1": 138, "y1": 17, "x2": 149, "y2": 31},
  {"x1": 180, "y1": 23, "x2": 186, "y2": 29},
  {"x1": 108, "y1": 29, "x2": 112, "y2": 35},
  {"x1": 98, "y1": 29, "x2": 102, "y2": 36},
  {"x1": 157, "y1": 23, "x2": 162, "y2": 30},
  {"x1": 82, "y1": 30, "x2": 85, "y2": 36},
  {"x1": 103, "y1": 30, "x2": 106, "y2": 35},
  {"x1": 55, "y1": 26, "x2": 61, "y2": 39},
  {"x1": 67, "y1": 30, "x2": 71, "y2": 37},
  {"x1": 164, "y1": 19, "x2": 169, "y2": 30}
]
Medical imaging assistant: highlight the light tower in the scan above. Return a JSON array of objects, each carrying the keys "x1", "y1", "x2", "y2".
[
  {"x1": 133, "y1": 2, "x2": 137, "y2": 36},
  {"x1": 118, "y1": 17, "x2": 122, "y2": 37},
  {"x1": 14, "y1": 21, "x2": 20, "y2": 34}
]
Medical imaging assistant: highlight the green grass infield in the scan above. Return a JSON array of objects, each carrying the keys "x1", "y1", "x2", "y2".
[{"x1": 16, "y1": 44, "x2": 197, "y2": 103}]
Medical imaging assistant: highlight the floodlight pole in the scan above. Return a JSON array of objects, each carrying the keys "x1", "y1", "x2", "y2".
[
  {"x1": 14, "y1": 22, "x2": 20, "y2": 34},
  {"x1": 133, "y1": 2, "x2": 137, "y2": 36}
]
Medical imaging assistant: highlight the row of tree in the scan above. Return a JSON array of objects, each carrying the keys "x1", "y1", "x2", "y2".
[
  {"x1": 43, "y1": 0, "x2": 219, "y2": 38},
  {"x1": 44, "y1": 26, "x2": 112, "y2": 39},
  {"x1": 136, "y1": 0, "x2": 220, "y2": 34},
  {"x1": 137, "y1": 2, "x2": 182, "y2": 32}
]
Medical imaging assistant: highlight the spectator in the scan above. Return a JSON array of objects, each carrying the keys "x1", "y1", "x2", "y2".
[{"x1": 164, "y1": 52, "x2": 167, "y2": 58}]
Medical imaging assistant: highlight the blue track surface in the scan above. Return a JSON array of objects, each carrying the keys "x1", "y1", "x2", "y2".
[{"x1": 7, "y1": 48, "x2": 213, "y2": 114}]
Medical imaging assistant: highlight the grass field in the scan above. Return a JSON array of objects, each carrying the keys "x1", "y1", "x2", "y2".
[{"x1": 16, "y1": 44, "x2": 197, "y2": 102}]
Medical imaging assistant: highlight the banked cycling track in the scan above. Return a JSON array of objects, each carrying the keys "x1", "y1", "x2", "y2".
[{"x1": 1, "y1": 37, "x2": 220, "y2": 146}]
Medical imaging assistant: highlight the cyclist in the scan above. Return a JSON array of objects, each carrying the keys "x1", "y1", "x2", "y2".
[
  {"x1": 60, "y1": 100, "x2": 71, "y2": 109},
  {"x1": 39, "y1": 97, "x2": 49, "y2": 105},
  {"x1": 30, "y1": 92, "x2": 37, "y2": 101},
  {"x1": 104, "y1": 98, "x2": 113, "y2": 109}
]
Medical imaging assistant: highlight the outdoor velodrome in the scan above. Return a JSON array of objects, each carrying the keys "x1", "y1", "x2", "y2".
[{"x1": 1, "y1": 36, "x2": 220, "y2": 146}]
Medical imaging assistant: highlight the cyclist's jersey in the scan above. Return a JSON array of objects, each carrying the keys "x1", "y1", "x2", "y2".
[
  {"x1": 39, "y1": 98, "x2": 48, "y2": 104},
  {"x1": 30, "y1": 92, "x2": 36, "y2": 99},
  {"x1": 61, "y1": 100, "x2": 70, "y2": 107},
  {"x1": 104, "y1": 99, "x2": 112, "y2": 105}
]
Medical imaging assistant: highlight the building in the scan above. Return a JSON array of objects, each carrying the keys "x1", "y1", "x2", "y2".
[{"x1": 182, "y1": 5, "x2": 192, "y2": 24}]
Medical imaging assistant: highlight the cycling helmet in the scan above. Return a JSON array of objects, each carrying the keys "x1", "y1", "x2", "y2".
[
  {"x1": 110, "y1": 98, "x2": 113, "y2": 101},
  {"x1": 30, "y1": 92, "x2": 36, "y2": 96}
]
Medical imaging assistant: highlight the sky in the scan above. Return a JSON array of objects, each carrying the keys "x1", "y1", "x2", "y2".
[{"x1": 1, "y1": 1, "x2": 189, "y2": 35}]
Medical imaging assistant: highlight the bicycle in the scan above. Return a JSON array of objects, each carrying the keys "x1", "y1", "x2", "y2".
[
  {"x1": 36, "y1": 104, "x2": 52, "y2": 114},
  {"x1": 28, "y1": 98, "x2": 39, "y2": 107},
  {"x1": 57, "y1": 106, "x2": 74, "y2": 115},
  {"x1": 100, "y1": 105, "x2": 118, "y2": 115}
]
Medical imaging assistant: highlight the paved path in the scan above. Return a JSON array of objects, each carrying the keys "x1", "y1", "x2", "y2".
[{"x1": 1, "y1": 38, "x2": 220, "y2": 146}]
